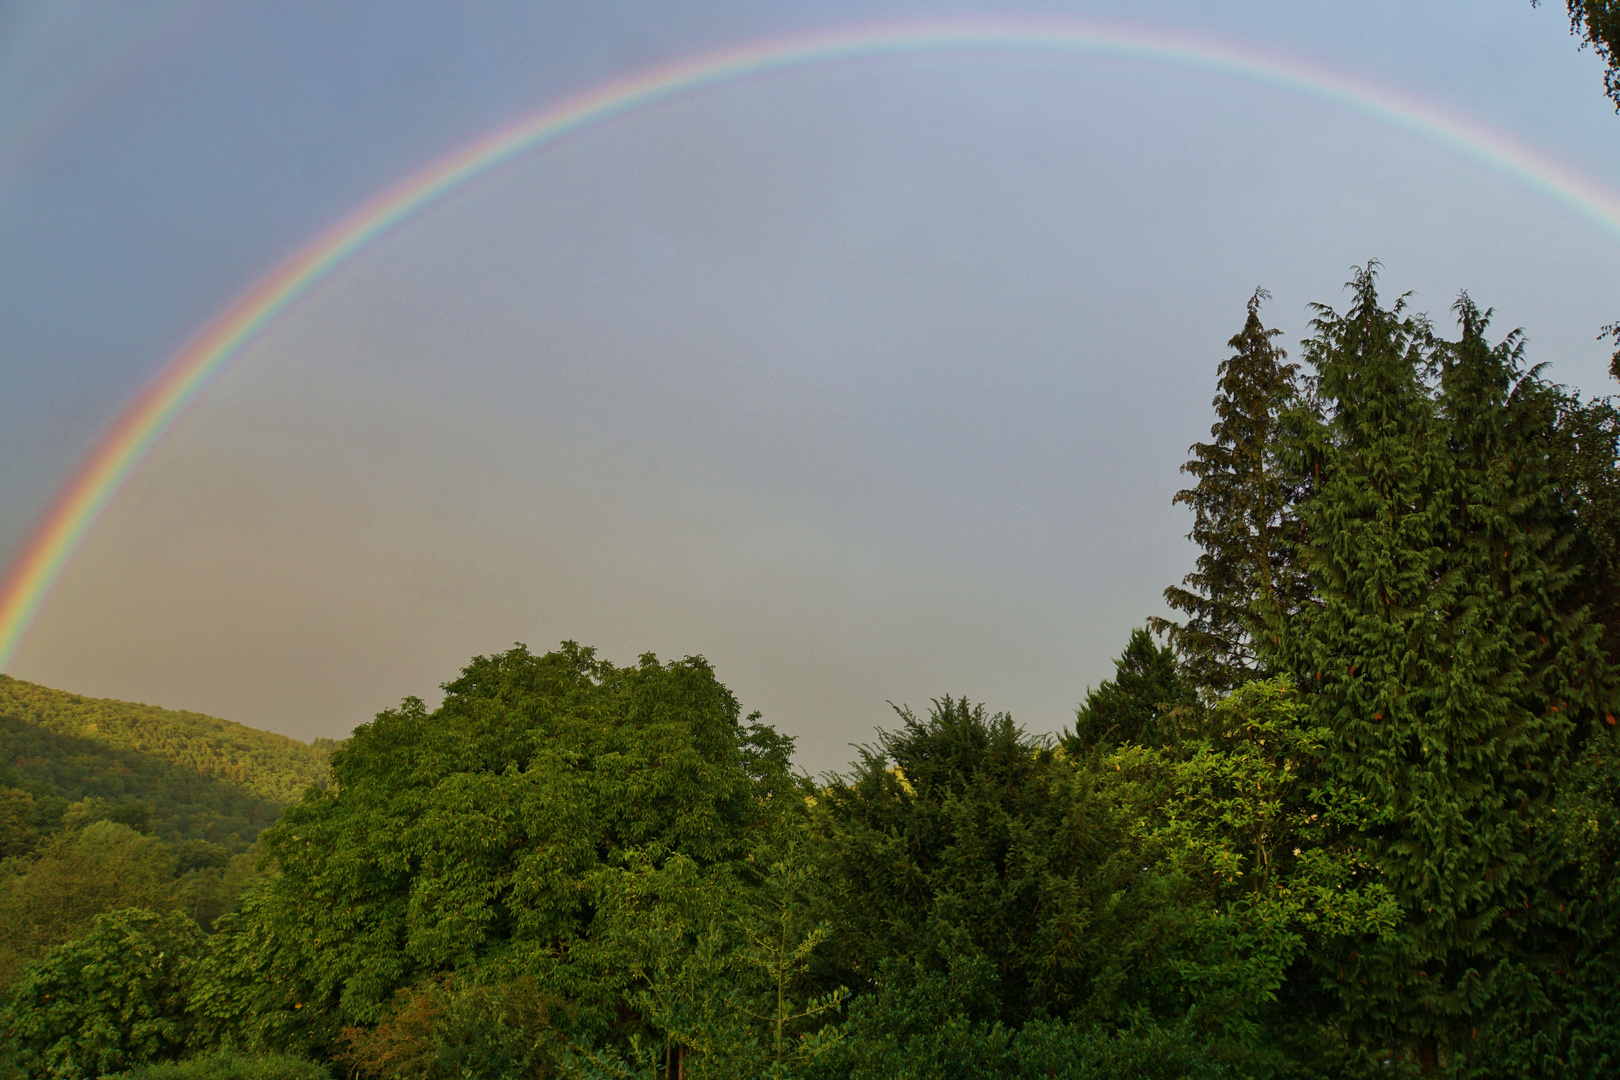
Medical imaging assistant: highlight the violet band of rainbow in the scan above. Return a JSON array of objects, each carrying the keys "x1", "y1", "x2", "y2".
[{"x1": 4, "y1": 16, "x2": 1620, "y2": 670}]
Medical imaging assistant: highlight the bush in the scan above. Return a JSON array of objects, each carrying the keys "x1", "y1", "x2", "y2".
[
  {"x1": 1011, "y1": 1019, "x2": 1237, "y2": 1080},
  {"x1": 0, "y1": 908, "x2": 202, "y2": 1080},
  {"x1": 803, "y1": 951, "x2": 1015, "y2": 1080},
  {"x1": 107, "y1": 1051, "x2": 330, "y2": 1079},
  {"x1": 338, "y1": 975, "x2": 559, "y2": 1080}
]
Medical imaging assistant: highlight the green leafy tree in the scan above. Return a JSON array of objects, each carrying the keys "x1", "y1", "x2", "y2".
[
  {"x1": 197, "y1": 643, "x2": 799, "y2": 1060},
  {"x1": 0, "y1": 789, "x2": 36, "y2": 859},
  {"x1": 0, "y1": 675, "x2": 330, "y2": 853},
  {"x1": 0, "y1": 819, "x2": 176, "y2": 986},
  {"x1": 1278, "y1": 270, "x2": 1462, "y2": 1068},
  {"x1": 801, "y1": 952, "x2": 1015, "y2": 1080},
  {"x1": 1007, "y1": 1019, "x2": 1229, "y2": 1080},
  {"x1": 0, "y1": 676, "x2": 330, "y2": 809},
  {"x1": 1152, "y1": 289, "x2": 1307, "y2": 694},
  {"x1": 562, "y1": 847, "x2": 846, "y2": 1080},
  {"x1": 1470, "y1": 738, "x2": 1620, "y2": 1077},
  {"x1": 812, "y1": 681, "x2": 1384, "y2": 1076},
  {"x1": 0, "y1": 908, "x2": 205, "y2": 1080},
  {"x1": 177, "y1": 843, "x2": 270, "y2": 933},
  {"x1": 1098, "y1": 680, "x2": 1397, "y2": 1062},
  {"x1": 729, "y1": 853, "x2": 847, "y2": 1073},
  {"x1": 1537, "y1": 1, "x2": 1620, "y2": 108},
  {"x1": 1552, "y1": 393, "x2": 1620, "y2": 669}
]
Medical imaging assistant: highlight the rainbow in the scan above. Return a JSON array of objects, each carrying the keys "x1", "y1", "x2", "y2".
[{"x1": 5, "y1": 16, "x2": 1620, "y2": 670}]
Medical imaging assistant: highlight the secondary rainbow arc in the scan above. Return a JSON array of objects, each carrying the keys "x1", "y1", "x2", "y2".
[{"x1": 4, "y1": 16, "x2": 1620, "y2": 670}]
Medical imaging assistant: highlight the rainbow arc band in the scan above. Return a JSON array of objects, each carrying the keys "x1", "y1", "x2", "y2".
[{"x1": 4, "y1": 17, "x2": 1620, "y2": 670}]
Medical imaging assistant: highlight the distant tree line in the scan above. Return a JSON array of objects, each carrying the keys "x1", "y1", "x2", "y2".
[{"x1": 0, "y1": 676, "x2": 333, "y2": 814}]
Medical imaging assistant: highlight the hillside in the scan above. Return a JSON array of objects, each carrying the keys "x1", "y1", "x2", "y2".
[{"x1": 0, "y1": 675, "x2": 333, "y2": 850}]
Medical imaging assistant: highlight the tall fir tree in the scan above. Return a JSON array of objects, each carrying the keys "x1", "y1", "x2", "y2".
[
  {"x1": 1280, "y1": 267, "x2": 1454, "y2": 1066},
  {"x1": 1430, "y1": 296, "x2": 1614, "y2": 1066},
  {"x1": 1552, "y1": 392, "x2": 1620, "y2": 671},
  {"x1": 1281, "y1": 270, "x2": 1615, "y2": 1071},
  {"x1": 1153, "y1": 288, "x2": 1308, "y2": 694}
]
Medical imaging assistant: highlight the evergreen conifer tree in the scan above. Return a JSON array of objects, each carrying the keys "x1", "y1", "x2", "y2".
[
  {"x1": 1153, "y1": 289, "x2": 1307, "y2": 694},
  {"x1": 1552, "y1": 393, "x2": 1620, "y2": 669},
  {"x1": 1285, "y1": 270, "x2": 1614, "y2": 1070},
  {"x1": 1065, "y1": 628, "x2": 1195, "y2": 751},
  {"x1": 1282, "y1": 268, "x2": 1455, "y2": 1065},
  {"x1": 1443, "y1": 303, "x2": 1620, "y2": 1073}
]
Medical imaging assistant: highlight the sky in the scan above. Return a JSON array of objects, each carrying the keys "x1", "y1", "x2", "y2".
[{"x1": 2, "y1": 0, "x2": 1619, "y2": 774}]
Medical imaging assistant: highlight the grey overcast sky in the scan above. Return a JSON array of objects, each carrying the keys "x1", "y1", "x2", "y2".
[{"x1": 3, "y1": 0, "x2": 1619, "y2": 772}]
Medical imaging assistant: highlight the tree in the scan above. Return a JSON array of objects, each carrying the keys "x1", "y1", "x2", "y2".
[
  {"x1": 337, "y1": 974, "x2": 560, "y2": 1080},
  {"x1": 0, "y1": 674, "x2": 328, "y2": 852},
  {"x1": 1101, "y1": 679, "x2": 1396, "y2": 1059},
  {"x1": 0, "y1": 789, "x2": 36, "y2": 858},
  {"x1": 560, "y1": 847, "x2": 846, "y2": 1080},
  {"x1": 1064, "y1": 628, "x2": 1196, "y2": 751},
  {"x1": 1474, "y1": 736, "x2": 1620, "y2": 1077},
  {"x1": 811, "y1": 697, "x2": 1137, "y2": 1028},
  {"x1": 196, "y1": 643, "x2": 800, "y2": 1060},
  {"x1": 176, "y1": 843, "x2": 270, "y2": 933},
  {"x1": 1536, "y1": 1, "x2": 1620, "y2": 109},
  {"x1": 1551, "y1": 393, "x2": 1620, "y2": 668},
  {"x1": 108, "y1": 1053, "x2": 331, "y2": 1079},
  {"x1": 1153, "y1": 289, "x2": 1307, "y2": 695},
  {"x1": 0, "y1": 908, "x2": 205, "y2": 1080},
  {"x1": 800, "y1": 951, "x2": 1016, "y2": 1080},
  {"x1": 1280, "y1": 270, "x2": 1616, "y2": 1070},
  {"x1": 1278, "y1": 267, "x2": 1455, "y2": 1065},
  {"x1": 0, "y1": 819, "x2": 176, "y2": 987}
]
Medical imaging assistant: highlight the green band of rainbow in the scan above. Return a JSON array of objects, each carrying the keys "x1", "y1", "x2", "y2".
[{"x1": 5, "y1": 16, "x2": 1620, "y2": 670}]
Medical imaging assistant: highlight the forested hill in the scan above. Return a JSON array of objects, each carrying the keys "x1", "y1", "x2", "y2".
[{"x1": 0, "y1": 675, "x2": 333, "y2": 850}]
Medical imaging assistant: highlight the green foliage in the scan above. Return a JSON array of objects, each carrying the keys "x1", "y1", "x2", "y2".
[
  {"x1": 176, "y1": 844, "x2": 270, "y2": 933},
  {"x1": 805, "y1": 957, "x2": 1231, "y2": 1080},
  {"x1": 1154, "y1": 289, "x2": 1307, "y2": 694},
  {"x1": 802, "y1": 952, "x2": 1016, "y2": 1080},
  {"x1": 811, "y1": 696, "x2": 1132, "y2": 1026},
  {"x1": 1551, "y1": 393, "x2": 1620, "y2": 670},
  {"x1": 0, "y1": 676, "x2": 330, "y2": 806},
  {"x1": 730, "y1": 854, "x2": 848, "y2": 1067},
  {"x1": 0, "y1": 819, "x2": 178, "y2": 986},
  {"x1": 1067, "y1": 627, "x2": 1197, "y2": 751},
  {"x1": 1446, "y1": 734, "x2": 1620, "y2": 1078},
  {"x1": 0, "y1": 816, "x2": 270, "y2": 990},
  {"x1": 0, "y1": 788, "x2": 37, "y2": 859},
  {"x1": 107, "y1": 1051, "x2": 330, "y2": 1080},
  {"x1": 199, "y1": 643, "x2": 800, "y2": 1059},
  {"x1": 1537, "y1": 0, "x2": 1620, "y2": 109},
  {"x1": 560, "y1": 847, "x2": 847, "y2": 1080},
  {"x1": 1269, "y1": 269, "x2": 1618, "y2": 1070},
  {"x1": 0, "y1": 908, "x2": 205, "y2": 1080},
  {"x1": 1096, "y1": 681, "x2": 1398, "y2": 1060},
  {"x1": 1009, "y1": 1018, "x2": 1235, "y2": 1080},
  {"x1": 0, "y1": 675, "x2": 330, "y2": 852},
  {"x1": 808, "y1": 687, "x2": 1349, "y2": 1057},
  {"x1": 337, "y1": 975, "x2": 559, "y2": 1080}
]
